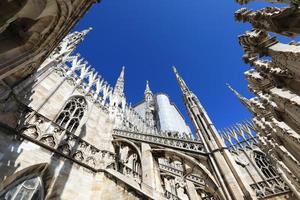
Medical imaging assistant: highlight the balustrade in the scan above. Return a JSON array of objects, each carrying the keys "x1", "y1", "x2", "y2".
[
  {"x1": 113, "y1": 129, "x2": 205, "y2": 154},
  {"x1": 20, "y1": 110, "x2": 115, "y2": 170},
  {"x1": 250, "y1": 176, "x2": 290, "y2": 198}
]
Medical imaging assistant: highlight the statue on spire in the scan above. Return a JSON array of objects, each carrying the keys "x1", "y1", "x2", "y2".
[
  {"x1": 144, "y1": 80, "x2": 153, "y2": 102},
  {"x1": 113, "y1": 66, "x2": 125, "y2": 97},
  {"x1": 144, "y1": 80, "x2": 155, "y2": 127},
  {"x1": 173, "y1": 66, "x2": 190, "y2": 95},
  {"x1": 109, "y1": 66, "x2": 126, "y2": 124},
  {"x1": 111, "y1": 66, "x2": 126, "y2": 110}
]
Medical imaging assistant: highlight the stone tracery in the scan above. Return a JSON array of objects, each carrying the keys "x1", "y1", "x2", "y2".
[{"x1": 56, "y1": 96, "x2": 87, "y2": 133}]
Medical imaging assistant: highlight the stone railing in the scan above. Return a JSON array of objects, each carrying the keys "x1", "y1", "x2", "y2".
[
  {"x1": 20, "y1": 111, "x2": 115, "y2": 171},
  {"x1": 250, "y1": 176, "x2": 290, "y2": 199},
  {"x1": 118, "y1": 162, "x2": 142, "y2": 184},
  {"x1": 159, "y1": 163, "x2": 183, "y2": 176},
  {"x1": 159, "y1": 163, "x2": 205, "y2": 188},
  {"x1": 113, "y1": 129, "x2": 205, "y2": 154}
]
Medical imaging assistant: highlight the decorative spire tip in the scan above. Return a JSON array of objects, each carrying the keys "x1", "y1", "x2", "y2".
[{"x1": 172, "y1": 66, "x2": 178, "y2": 74}]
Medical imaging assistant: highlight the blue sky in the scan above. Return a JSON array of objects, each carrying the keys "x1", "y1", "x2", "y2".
[{"x1": 73, "y1": 0, "x2": 277, "y2": 130}]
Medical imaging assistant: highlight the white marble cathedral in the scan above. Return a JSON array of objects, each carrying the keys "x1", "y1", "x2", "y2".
[{"x1": 0, "y1": 0, "x2": 299, "y2": 199}]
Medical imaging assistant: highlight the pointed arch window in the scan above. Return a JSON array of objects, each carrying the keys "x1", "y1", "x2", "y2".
[
  {"x1": 0, "y1": 176, "x2": 44, "y2": 200},
  {"x1": 254, "y1": 151, "x2": 277, "y2": 179},
  {"x1": 56, "y1": 96, "x2": 87, "y2": 133}
]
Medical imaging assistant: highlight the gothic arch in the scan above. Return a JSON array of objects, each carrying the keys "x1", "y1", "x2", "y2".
[
  {"x1": 0, "y1": 163, "x2": 52, "y2": 199},
  {"x1": 112, "y1": 138, "x2": 143, "y2": 183},
  {"x1": 112, "y1": 138, "x2": 142, "y2": 161},
  {"x1": 151, "y1": 148, "x2": 226, "y2": 200}
]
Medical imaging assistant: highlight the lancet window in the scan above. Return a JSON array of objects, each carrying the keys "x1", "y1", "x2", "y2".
[
  {"x1": 56, "y1": 96, "x2": 87, "y2": 133},
  {"x1": 0, "y1": 176, "x2": 44, "y2": 200},
  {"x1": 254, "y1": 151, "x2": 277, "y2": 179}
]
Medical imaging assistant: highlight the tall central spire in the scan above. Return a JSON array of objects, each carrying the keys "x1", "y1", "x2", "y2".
[
  {"x1": 173, "y1": 66, "x2": 190, "y2": 95},
  {"x1": 173, "y1": 67, "x2": 255, "y2": 199}
]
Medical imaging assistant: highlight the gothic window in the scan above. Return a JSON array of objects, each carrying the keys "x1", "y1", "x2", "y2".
[
  {"x1": 0, "y1": 176, "x2": 44, "y2": 200},
  {"x1": 254, "y1": 151, "x2": 277, "y2": 179},
  {"x1": 56, "y1": 96, "x2": 87, "y2": 133}
]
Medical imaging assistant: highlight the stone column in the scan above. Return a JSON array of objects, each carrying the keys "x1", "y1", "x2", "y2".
[
  {"x1": 140, "y1": 143, "x2": 164, "y2": 199},
  {"x1": 186, "y1": 180, "x2": 202, "y2": 200}
]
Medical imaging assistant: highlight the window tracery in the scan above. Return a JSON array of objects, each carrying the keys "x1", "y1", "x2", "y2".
[
  {"x1": 0, "y1": 176, "x2": 43, "y2": 200},
  {"x1": 56, "y1": 96, "x2": 87, "y2": 133},
  {"x1": 254, "y1": 151, "x2": 277, "y2": 179}
]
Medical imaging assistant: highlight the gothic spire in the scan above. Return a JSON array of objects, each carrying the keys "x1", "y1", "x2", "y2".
[
  {"x1": 144, "y1": 80, "x2": 155, "y2": 127},
  {"x1": 113, "y1": 66, "x2": 125, "y2": 98},
  {"x1": 144, "y1": 80, "x2": 152, "y2": 95},
  {"x1": 144, "y1": 80, "x2": 153, "y2": 101},
  {"x1": 173, "y1": 69, "x2": 255, "y2": 199},
  {"x1": 173, "y1": 66, "x2": 190, "y2": 95},
  {"x1": 226, "y1": 83, "x2": 252, "y2": 111},
  {"x1": 66, "y1": 27, "x2": 92, "y2": 48}
]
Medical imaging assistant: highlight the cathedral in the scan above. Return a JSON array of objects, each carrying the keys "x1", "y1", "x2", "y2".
[{"x1": 0, "y1": 0, "x2": 300, "y2": 199}]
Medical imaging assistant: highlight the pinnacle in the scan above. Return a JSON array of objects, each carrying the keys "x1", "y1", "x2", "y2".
[
  {"x1": 172, "y1": 66, "x2": 178, "y2": 74},
  {"x1": 145, "y1": 80, "x2": 152, "y2": 94},
  {"x1": 82, "y1": 27, "x2": 93, "y2": 35}
]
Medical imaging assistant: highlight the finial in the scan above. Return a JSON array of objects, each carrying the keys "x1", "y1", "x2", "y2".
[
  {"x1": 226, "y1": 83, "x2": 243, "y2": 99},
  {"x1": 118, "y1": 66, "x2": 125, "y2": 79},
  {"x1": 145, "y1": 80, "x2": 152, "y2": 95},
  {"x1": 226, "y1": 83, "x2": 252, "y2": 111},
  {"x1": 173, "y1": 66, "x2": 190, "y2": 94},
  {"x1": 82, "y1": 27, "x2": 93, "y2": 35},
  {"x1": 172, "y1": 66, "x2": 178, "y2": 74}
]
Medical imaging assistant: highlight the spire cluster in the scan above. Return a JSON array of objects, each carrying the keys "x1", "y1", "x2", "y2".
[{"x1": 44, "y1": 27, "x2": 92, "y2": 66}]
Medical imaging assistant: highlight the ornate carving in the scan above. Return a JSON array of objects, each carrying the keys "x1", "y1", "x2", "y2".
[
  {"x1": 58, "y1": 144, "x2": 71, "y2": 156},
  {"x1": 40, "y1": 135, "x2": 56, "y2": 148},
  {"x1": 73, "y1": 151, "x2": 84, "y2": 162},
  {"x1": 235, "y1": 0, "x2": 299, "y2": 5},
  {"x1": 19, "y1": 112, "x2": 115, "y2": 170},
  {"x1": 235, "y1": 6, "x2": 300, "y2": 37},
  {"x1": 238, "y1": 29, "x2": 278, "y2": 64},
  {"x1": 250, "y1": 176, "x2": 290, "y2": 198},
  {"x1": 113, "y1": 129, "x2": 205, "y2": 154},
  {"x1": 22, "y1": 126, "x2": 39, "y2": 139}
]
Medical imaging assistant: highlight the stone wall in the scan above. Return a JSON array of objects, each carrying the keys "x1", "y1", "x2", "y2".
[
  {"x1": 0, "y1": 127, "x2": 142, "y2": 200},
  {"x1": 12, "y1": 63, "x2": 114, "y2": 152}
]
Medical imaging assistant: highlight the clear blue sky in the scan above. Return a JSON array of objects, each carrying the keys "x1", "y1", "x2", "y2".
[{"x1": 73, "y1": 0, "x2": 276, "y2": 130}]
